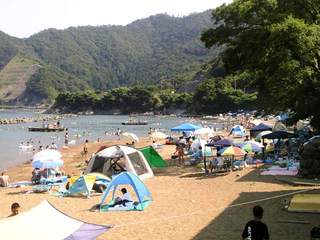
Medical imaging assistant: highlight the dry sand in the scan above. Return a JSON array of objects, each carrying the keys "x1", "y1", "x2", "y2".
[{"x1": 1, "y1": 137, "x2": 319, "y2": 240}]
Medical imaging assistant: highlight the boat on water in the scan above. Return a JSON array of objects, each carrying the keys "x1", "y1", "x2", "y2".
[
  {"x1": 121, "y1": 118, "x2": 148, "y2": 125},
  {"x1": 28, "y1": 127, "x2": 65, "y2": 132}
]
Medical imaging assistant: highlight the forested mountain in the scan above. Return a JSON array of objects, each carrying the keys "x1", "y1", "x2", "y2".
[{"x1": 0, "y1": 10, "x2": 218, "y2": 104}]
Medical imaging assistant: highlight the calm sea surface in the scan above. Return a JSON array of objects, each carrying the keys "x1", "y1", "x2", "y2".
[{"x1": 0, "y1": 110, "x2": 215, "y2": 170}]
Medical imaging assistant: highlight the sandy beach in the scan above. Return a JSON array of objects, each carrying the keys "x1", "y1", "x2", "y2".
[{"x1": 1, "y1": 137, "x2": 319, "y2": 240}]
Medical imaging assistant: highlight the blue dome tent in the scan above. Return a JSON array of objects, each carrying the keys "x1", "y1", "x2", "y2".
[{"x1": 99, "y1": 172, "x2": 152, "y2": 211}]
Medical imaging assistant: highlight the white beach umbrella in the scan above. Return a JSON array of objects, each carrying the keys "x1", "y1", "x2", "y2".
[
  {"x1": 194, "y1": 128, "x2": 214, "y2": 139},
  {"x1": 121, "y1": 132, "x2": 140, "y2": 143},
  {"x1": 150, "y1": 131, "x2": 167, "y2": 140},
  {"x1": 32, "y1": 149, "x2": 63, "y2": 169}
]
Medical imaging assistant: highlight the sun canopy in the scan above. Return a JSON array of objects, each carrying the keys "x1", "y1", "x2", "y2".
[
  {"x1": 0, "y1": 201, "x2": 109, "y2": 240},
  {"x1": 262, "y1": 131, "x2": 297, "y2": 139},
  {"x1": 171, "y1": 123, "x2": 201, "y2": 132},
  {"x1": 250, "y1": 123, "x2": 272, "y2": 132}
]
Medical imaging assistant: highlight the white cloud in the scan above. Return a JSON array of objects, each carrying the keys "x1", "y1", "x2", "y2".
[{"x1": 0, "y1": 0, "x2": 232, "y2": 38}]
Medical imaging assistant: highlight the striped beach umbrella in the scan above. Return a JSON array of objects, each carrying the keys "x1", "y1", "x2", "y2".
[{"x1": 219, "y1": 146, "x2": 246, "y2": 156}]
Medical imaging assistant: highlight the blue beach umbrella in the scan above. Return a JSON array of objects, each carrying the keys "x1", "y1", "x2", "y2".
[{"x1": 171, "y1": 123, "x2": 201, "y2": 132}]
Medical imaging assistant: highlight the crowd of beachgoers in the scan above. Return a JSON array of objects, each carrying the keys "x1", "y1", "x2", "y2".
[{"x1": 0, "y1": 112, "x2": 319, "y2": 239}]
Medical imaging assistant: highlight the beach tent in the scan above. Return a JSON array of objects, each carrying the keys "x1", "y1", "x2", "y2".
[
  {"x1": 230, "y1": 125, "x2": 246, "y2": 137},
  {"x1": 100, "y1": 172, "x2": 152, "y2": 211},
  {"x1": 250, "y1": 123, "x2": 272, "y2": 138},
  {"x1": 171, "y1": 123, "x2": 201, "y2": 132},
  {"x1": 84, "y1": 146, "x2": 153, "y2": 180},
  {"x1": 0, "y1": 201, "x2": 109, "y2": 240},
  {"x1": 139, "y1": 146, "x2": 167, "y2": 168}
]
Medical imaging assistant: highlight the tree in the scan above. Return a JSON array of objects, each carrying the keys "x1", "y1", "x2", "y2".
[{"x1": 202, "y1": 0, "x2": 320, "y2": 129}]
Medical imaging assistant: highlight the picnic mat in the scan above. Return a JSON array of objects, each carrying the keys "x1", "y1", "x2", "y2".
[{"x1": 288, "y1": 194, "x2": 320, "y2": 213}]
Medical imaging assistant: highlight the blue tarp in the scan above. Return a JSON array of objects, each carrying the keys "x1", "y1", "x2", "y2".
[
  {"x1": 100, "y1": 172, "x2": 151, "y2": 205},
  {"x1": 171, "y1": 123, "x2": 201, "y2": 132},
  {"x1": 250, "y1": 123, "x2": 272, "y2": 132}
]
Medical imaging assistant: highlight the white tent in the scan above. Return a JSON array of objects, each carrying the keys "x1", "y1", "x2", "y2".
[
  {"x1": 84, "y1": 146, "x2": 153, "y2": 180},
  {"x1": 0, "y1": 201, "x2": 109, "y2": 240}
]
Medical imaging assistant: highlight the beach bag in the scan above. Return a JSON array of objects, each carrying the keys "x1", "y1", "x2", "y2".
[{"x1": 311, "y1": 226, "x2": 320, "y2": 240}]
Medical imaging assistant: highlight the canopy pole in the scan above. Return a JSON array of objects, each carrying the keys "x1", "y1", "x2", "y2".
[{"x1": 203, "y1": 145, "x2": 208, "y2": 174}]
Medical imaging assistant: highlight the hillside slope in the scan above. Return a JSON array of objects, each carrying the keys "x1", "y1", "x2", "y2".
[
  {"x1": 0, "y1": 55, "x2": 40, "y2": 103},
  {"x1": 0, "y1": 10, "x2": 218, "y2": 104}
]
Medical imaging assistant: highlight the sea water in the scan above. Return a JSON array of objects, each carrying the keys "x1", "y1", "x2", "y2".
[{"x1": 0, "y1": 110, "x2": 216, "y2": 170}]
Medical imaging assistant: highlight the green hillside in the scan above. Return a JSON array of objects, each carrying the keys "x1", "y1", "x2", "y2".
[{"x1": 0, "y1": 10, "x2": 219, "y2": 104}]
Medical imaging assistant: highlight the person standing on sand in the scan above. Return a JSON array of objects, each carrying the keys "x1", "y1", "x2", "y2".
[
  {"x1": 64, "y1": 132, "x2": 69, "y2": 145},
  {"x1": 83, "y1": 139, "x2": 89, "y2": 156},
  {"x1": 0, "y1": 172, "x2": 9, "y2": 187},
  {"x1": 174, "y1": 143, "x2": 185, "y2": 165},
  {"x1": 242, "y1": 205, "x2": 269, "y2": 240}
]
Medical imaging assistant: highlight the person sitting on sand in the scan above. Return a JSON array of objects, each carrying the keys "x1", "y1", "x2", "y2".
[
  {"x1": 190, "y1": 146, "x2": 203, "y2": 165},
  {"x1": 8, "y1": 203, "x2": 20, "y2": 217},
  {"x1": 242, "y1": 205, "x2": 269, "y2": 240},
  {"x1": 0, "y1": 172, "x2": 9, "y2": 187},
  {"x1": 110, "y1": 188, "x2": 133, "y2": 208}
]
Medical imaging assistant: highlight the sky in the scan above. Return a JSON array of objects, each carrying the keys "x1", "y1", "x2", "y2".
[{"x1": 0, "y1": 0, "x2": 232, "y2": 38}]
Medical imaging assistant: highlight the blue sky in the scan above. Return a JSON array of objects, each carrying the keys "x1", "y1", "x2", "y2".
[{"x1": 0, "y1": 0, "x2": 232, "y2": 38}]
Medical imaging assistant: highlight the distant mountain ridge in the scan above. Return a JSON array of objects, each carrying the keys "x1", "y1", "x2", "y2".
[{"x1": 0, "y1": 10, "x2": 217, "y2": 104}]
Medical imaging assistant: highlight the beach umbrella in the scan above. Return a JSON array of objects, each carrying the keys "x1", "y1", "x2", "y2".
[
  {"x1": 213, "y1": 138, "x2": 233, "y2": 147},
  {"x1": 255, "y1": 130, "x2": 272, "y2": 141},
  {"x1": 121, "y1": 132, "x2": 140, "y2": 142},
  {"x1": 150, "y1": 131, "x2": 167, "y2": 140},
  {"x1": 219, "y1": 146, "x2": 246, "y2": 156},
  {"x1": 171, "y1": 123, "x2": 201, "y2": 132},
  {"x1": 239, "y1": 141, "x2": 263, "y2": 153},
  {"x1": 194, "y1": 128, "x2": 214, "y2": 139},
  {"x1": 32, "y1": 149, "x2": 63, "y2": 169}
]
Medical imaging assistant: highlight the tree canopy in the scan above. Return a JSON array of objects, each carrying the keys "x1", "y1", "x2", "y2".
[{"x1": 202, "y1": 0, "x2": 320, "y2": 129}]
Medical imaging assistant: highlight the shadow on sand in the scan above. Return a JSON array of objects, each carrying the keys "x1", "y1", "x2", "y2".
[{"x1": 192, "y1": 189, "x2": 320, "y2": 240}]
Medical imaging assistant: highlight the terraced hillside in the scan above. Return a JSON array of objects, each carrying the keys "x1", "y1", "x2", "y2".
[{"x1": 0, "y1": 55, "x2": 41, "y2": 102}]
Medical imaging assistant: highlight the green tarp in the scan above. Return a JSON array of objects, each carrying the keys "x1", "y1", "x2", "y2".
[{"x1": 139, "y1": 146, "x2": 167, "y2": 168}]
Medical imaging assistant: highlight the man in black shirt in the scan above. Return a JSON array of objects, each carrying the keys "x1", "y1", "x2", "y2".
[{"x1": 242, "y1": 205, "x2": 269, "y2": 240}]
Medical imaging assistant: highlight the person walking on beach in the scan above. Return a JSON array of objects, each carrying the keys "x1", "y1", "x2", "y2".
[{"x1": 242, "y1": 205, "x2": 269, "y2": 240}]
